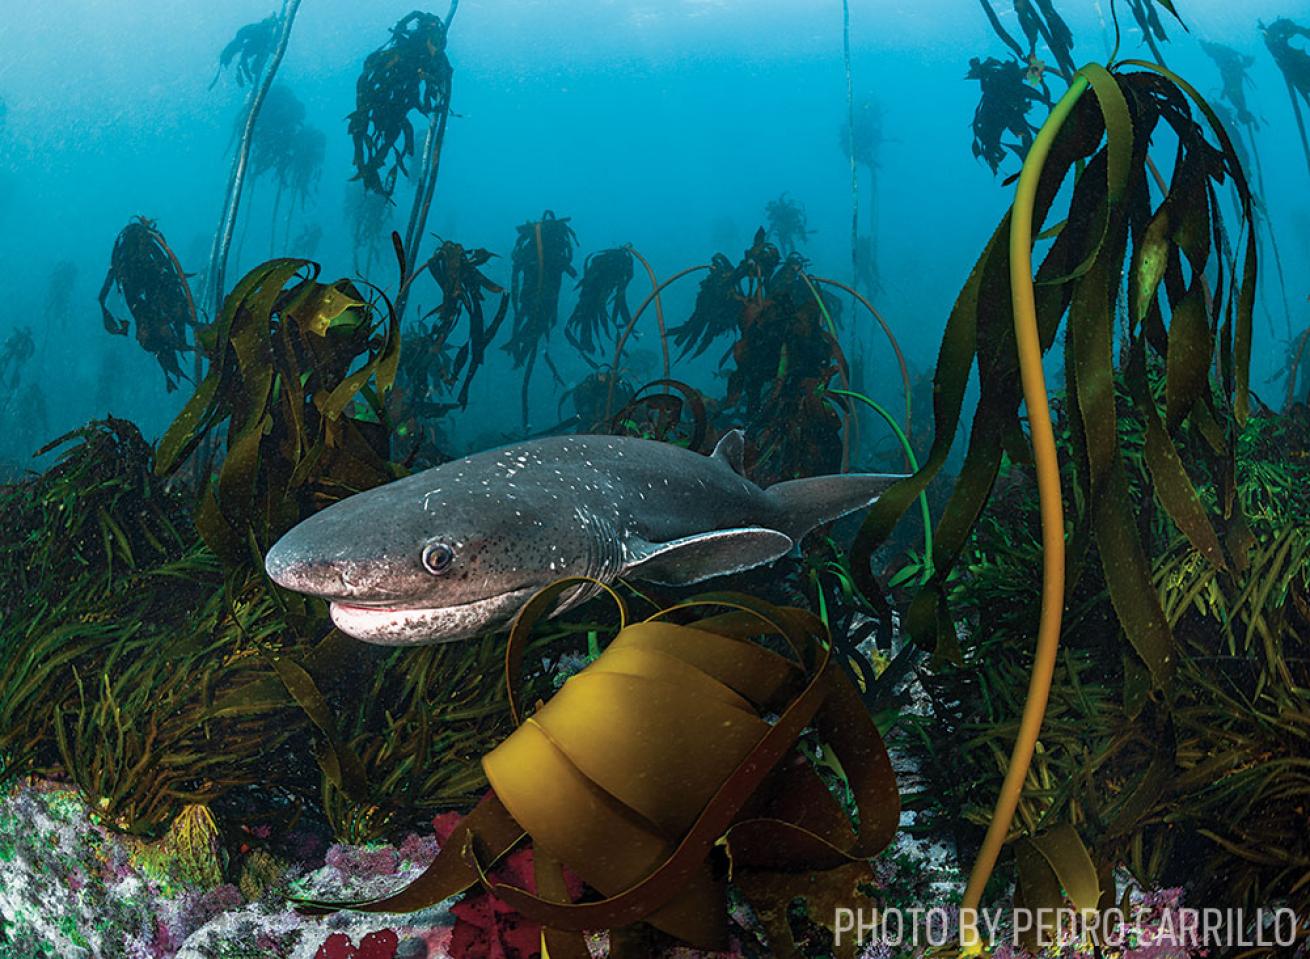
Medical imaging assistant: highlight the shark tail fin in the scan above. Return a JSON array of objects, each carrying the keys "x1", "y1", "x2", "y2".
[{"x1": 766, "y1": 472, "x2": 905, "y2": 545}]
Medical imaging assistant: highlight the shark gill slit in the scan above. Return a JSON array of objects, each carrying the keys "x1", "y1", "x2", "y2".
[{"x1": 572, "y1": 512, "x2": 624, "y2": 610}]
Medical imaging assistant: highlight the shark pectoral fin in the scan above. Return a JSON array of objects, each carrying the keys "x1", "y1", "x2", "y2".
[{"x1": 624, "y1": 527, "x2": 794, "y2": 586}]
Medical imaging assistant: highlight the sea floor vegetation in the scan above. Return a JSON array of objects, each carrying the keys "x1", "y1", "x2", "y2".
[{"x1": 5, "y1": 1, "x2": 1310, "y2": 957}]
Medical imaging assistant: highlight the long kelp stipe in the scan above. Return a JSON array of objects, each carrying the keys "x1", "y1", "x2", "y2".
[
  {"x1": 203, "y1": 0, "x2": 303, "y2": 325},
  {"x1": 837, "y1": 23, "x2": 1263, "y2": 950},
  {"x1": 958, "y1": 70, "x2": 1082, "y2": 954}
]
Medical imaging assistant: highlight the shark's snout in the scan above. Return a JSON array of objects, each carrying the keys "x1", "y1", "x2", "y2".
[
  {"x1": 264, "y1": 490, "x2": 407, "y2": 599},
  {"x1": 264, "y1": 537, "x2": 341, "y2": 597}
]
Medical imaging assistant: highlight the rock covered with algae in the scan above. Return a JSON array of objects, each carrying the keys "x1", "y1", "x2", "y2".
[
  {"x1": 0, "y1": 780, "x2": 455, "y2": 959},
  {"x1": 0, "y1": 780, "x2": 239, "y2": 958},
  {"x1": 0, "y1": 775, "x2": 1055, "y2": 959}
]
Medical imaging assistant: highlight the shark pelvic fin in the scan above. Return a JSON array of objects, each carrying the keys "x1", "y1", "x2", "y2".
[
  {"x1": 624, "y1": 526, "x2": 793, "y2": 585},
  {"x1": 710, "y1": 429, "x2": 746, "y2": 475}
]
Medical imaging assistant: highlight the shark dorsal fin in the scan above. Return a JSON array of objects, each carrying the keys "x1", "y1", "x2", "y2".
[{"x1": 711, "y1": 429, "x2": 746, "y2": 475}]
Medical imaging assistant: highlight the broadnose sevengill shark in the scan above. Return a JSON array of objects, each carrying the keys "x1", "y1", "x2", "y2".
[{"x1": 264, "y1": 430, "x2": 902, "y2": 644}]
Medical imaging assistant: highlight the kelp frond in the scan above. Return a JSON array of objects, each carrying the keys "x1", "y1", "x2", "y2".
[
  {"x1": 98, "y1": 217, "x2": 196, "y2": 392},
  {"x1": 565, "y1": 247, "x2": 633, "y2": 357},
  {"x1": 211, "y1": 15, "x2": 278, "y2": 89},
  {"x1": 155, "y1": 258, "x2": 401, "y2": 569},
  {"x1": 348, "y1": 11, "x2": 452, "y2": 197}
]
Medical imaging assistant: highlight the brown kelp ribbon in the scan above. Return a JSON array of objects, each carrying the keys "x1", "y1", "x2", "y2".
[{"x1": 294, "y1": 583, "x2": 899, "y2": 948}]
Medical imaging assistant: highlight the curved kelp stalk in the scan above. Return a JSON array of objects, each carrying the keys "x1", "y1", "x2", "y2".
[
  {"x1": 957, "y1": 75, "x2": 1079, "y2": 953},
  {"x1": 836, "y1": 60, "x2": 1256, "y2": 949},
  {"x1": 1262, "y1": 17, "x2": 1310, "y2": 178},
  {"x1": 98, "y1": 216, "x2": 197, "y2": 392},
  {"x1": 156, "y1": 258, "x2": 401, "y2": 571},
  {"x1": 625, "y1": 245, "x2": 673, "y2": 382},
  {"x1": 350, "y1": 9, "x2": 457, "y2": 322},
  {"x1": 604, "y1": 263, "x2": 708, "y2": 420},
  {"x1": 806, "y1": 274, "x2": 912, "y2": 436},
  {"x1": 504, "y1": 211, "x2": 578, "y2": 430},
  {"x1": 609, "y1": 379, "x2": 709, "y2": 452},
  {"x1": 826, "y1": 388, "x2": 932, "y2": 583}
]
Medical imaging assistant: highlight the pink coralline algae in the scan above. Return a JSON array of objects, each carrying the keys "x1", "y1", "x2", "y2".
[
  {"x1": 433, "y1": 810, "x2": 583, "y2": 959},
  {"x1": 325, "y1": 843, "x2": 402, "y2": 879},
  {"x1": 314, "y1": 928, "x2": 402, "y2": 959},
  {"x1": 397, "y1": 831, "x2": 439, "y2": 865}
]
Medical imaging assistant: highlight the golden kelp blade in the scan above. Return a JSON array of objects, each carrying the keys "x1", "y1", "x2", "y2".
[{"x1": 293, "y1": 587, "x2": 900, "y2": 956}]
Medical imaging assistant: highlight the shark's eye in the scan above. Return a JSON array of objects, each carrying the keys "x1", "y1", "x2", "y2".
[{"x1": 421, "y1": 542, "x2": 455, "y2": 575}]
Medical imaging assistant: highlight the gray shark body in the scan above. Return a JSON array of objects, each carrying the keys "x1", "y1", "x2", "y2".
[{"x1": 264, "y1": 430, "x2": 900, "y2": 644}]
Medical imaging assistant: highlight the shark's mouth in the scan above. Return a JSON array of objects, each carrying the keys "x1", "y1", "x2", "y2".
[{"x1": 328, "y1": 586, "x2": 543, "y2": 645}]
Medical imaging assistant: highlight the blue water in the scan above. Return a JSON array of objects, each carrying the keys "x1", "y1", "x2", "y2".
[{"x1": 0, "y1": 0, "x2": 1307, "y2": 461}]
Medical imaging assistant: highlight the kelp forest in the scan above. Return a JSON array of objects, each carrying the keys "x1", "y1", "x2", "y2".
[{"x1": 1, "y1": 2, "x2": 1310, "y2": 958}]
